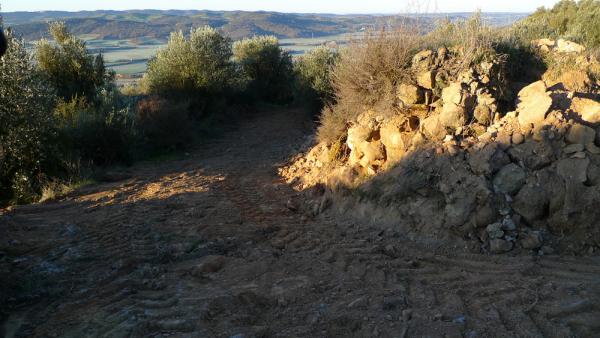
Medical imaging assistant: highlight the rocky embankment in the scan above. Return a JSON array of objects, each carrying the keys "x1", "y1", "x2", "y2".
[{"x1": 281, "y1": 39, "x2": 600, "y2": 255}]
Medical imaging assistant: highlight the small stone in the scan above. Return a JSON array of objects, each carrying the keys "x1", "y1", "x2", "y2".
[
  {"x1": 571, "y1": 152, "x2": 587, "y2": 159},
  {"x1": 501, "y1": 217, "x2": 517, "y2": 231},
  {"x1": 486, "y1": 223, "x2": 504, "y2": 239},
  {"x1": 447, "y1": 145, "x2": 461, "y2": 156},
  {"x1": 192, "y1": 255, "x2": 226, "y2": 276},
  {"x1": 566, "y1": 124, "x2": 596, "y2": 145},
  {"x1": 564, "y1": 143, "x2": 585, "y2": 154},
  {"x1": 586, "y1": 142, "x2": 600, "y2": 154},
  {"x1": 383, "y1": 244, "x2": 399, "y2": 258},
  {"x1": 512, "y1": 132, "x2": 525, "y2": 145},
  {"x1": 348, "y1": 296, "x2": 368, "y2": 309},
  {"x1": 540, "y1": 245, "x2": 555, "y2": 255},
  {"x1": 520, "y1": 231, "x2": 543, "y2": 250},
  {"x1": 490, "y1": 239, "x2": 514, "y2": 254},
  {"x1": 383, "y1": 296, "x2": 405, "y2": 310},
  {"x1": 402, "y1": 309, "x2": 413, "y2": 322}
]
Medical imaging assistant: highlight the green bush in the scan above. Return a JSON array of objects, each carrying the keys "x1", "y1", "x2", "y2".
[
  {"x1": 136, "y1": 96, "x2": 194, "y2": 153},
  {"x1": 144, "y1": 27, "x2": 235, "y2": 97},
  {"x1": 515, "y1": 0, "x2": 600, "y2": 48},
  {"x1": 0, "y1": 30, "x2": 57, "y2": 203},
  {"x1": 54, "y1": 96, "x2": 137, "y2": 167},
  {"x1": 233, "y1": 36, "x2": 295, "y2": 104},
  {"x1": 36, "y1": 22, "x2": 111, "y2": 104},
  {"x1": 295, "y1": 46, "x2": 339, "y2": 103}
]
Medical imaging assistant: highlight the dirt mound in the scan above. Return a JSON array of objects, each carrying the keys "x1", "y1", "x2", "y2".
[{"x1": 281, "y1": 40, "x2": 600, "y2": 255}]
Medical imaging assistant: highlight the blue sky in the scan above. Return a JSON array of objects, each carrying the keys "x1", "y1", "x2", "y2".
[{"x1": 1, "y1": 0, "x2": 561, "y2": 14}]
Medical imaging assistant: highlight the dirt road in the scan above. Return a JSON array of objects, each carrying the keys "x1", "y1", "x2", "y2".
[{"x1": 1, "y1": 107, "x2": 600, "y2": 337}]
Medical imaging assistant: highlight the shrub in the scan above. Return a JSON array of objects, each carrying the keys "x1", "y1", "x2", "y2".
[
  {"x1": 54, "y1": 96, "x2": 137, "y2": 167},
  {"x1": 330, "y1": 29, "x2": 420, "y2": 124},
  {"x1": 319, "y1": 15, "x2": 510, "y2": 144},
  {"x1": 136, "y1": 97, "x2": 194, "y2": 152},
  {"x1": 424, "y1": 13, "x2": 497, "y2": 71},
  {"x1": 0, "y1": 30, "x2": 57, "y2": 203},
  {"x1": 144, "y1": 27, "x2": 234, "y2": 97},
  {"x1": 295, "y1": 46, "x2": 339, "y2": 103},
  {"x1": 35, "y1": 22, "x2": 111, "y2": 104},
  {"x1": 233, "y1": 36, "x2": 294, "y2": 104},
  {"x1": 515, "y1": 0, "x2": 600, "y2": 48}
]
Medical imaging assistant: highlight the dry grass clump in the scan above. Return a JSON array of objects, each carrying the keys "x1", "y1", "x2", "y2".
[
  {"x1": 424, "y1": 14, "x2": 497, "y2": 73},
  {"x1": 333, "y1": 28, "x2": 420, "y2": 112},
  {"x1": 318, "y1": 14, "x2": 504, "y2": 144}
]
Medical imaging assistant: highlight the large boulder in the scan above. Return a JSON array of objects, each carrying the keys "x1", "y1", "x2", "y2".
[
  {"x1": 359, "y1": 140, "x2": 386, "y2": 169},
  {"x1": 493, "y1": 163, "x2": 527, "y2": 195},
  {"x1": 468, "y1": 144, "x2": 511, "y2": 176},
  {"x1": 347, "y1": 125, "x2": 374, "y2": 151},
  {"x1": 508, "y1": 140, "x2": 555, "y2": 170},
  {"x1": 566, "y1": 123, "x2": 596, "y2": 145},
  {"x1": 512, "y1": 184, "x2": 549, "y2": 224},
  {"x1": 380, "y1": 123, "x2": 413, "y2": 164},
  {"x1": 516, "y1": 81, "x2": 552, "y2": 129},
  {"x1": 420, "y1": 115, "x2": 446, "y2": 141},
  {"x1": 556, "y1": 157, "x2": 590, "y2": 184},
  {"x1": 571, "y1": 97, "x2": 600, "y2": 124},
  {"x1": 397, "y1": 83, "x2": 424, "y2": 105},
  {"x1": 442, "y1": 83, "x2": 466, "y2": 106},
  {"x1": 417, "y1": 70, "x2": 436, "y2": 90},
  {"x1": 412, "y1": 50, "x2": 434, "y2": 71},
  {"x1": 556, "y1": 39, "x2": 585, "y2": 53},
  {"x1": 440, "y1": 103, "x2": 468, "y2": 129}
]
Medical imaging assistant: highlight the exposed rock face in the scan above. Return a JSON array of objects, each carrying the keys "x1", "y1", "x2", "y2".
[{"x1": 281, "y1": 39, "x2": 600, "y2": 256}]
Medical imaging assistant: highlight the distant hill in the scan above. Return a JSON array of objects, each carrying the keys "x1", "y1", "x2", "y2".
[{"x1": 2, "y1": 10, "x2": 528, "y2": 41}]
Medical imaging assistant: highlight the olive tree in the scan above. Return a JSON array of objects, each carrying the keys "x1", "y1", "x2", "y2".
[
  {"x1": 144, "y1": 26, "x2": 234, "y2": 95},
  {"x1": 36, "y1": 22, "x2": 110, "y2": 104},
  {"x1": 233, "y1": 35, "x2": 294, "y2": 103},
  {"x1": 0, "y1": 30, "x2": 57, "y2": 202}
]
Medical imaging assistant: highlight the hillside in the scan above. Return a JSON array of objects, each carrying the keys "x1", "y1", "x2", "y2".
[{"x1": 4, "y1": 10, "x2": 527, "y2": 41}]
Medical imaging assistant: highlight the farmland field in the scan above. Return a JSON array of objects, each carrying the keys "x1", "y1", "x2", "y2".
[{"x1": 83, "y1": 34, "x2": 355, "y2": 78}]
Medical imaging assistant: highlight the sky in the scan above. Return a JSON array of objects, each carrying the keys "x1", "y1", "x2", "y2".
[{"x1": 1, "y1": 0, "x2": 561, "y2": 14}]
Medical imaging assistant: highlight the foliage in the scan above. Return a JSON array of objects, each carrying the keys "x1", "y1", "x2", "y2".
[
  {"x1": 233, "y1": 35, "x2": 295, "y2": 103},
  {"x1": 515, "y1": 0, "x2": 600, "y2": 48},
  {"x1": 35, "y1": 22, "x2": 112, "y2": 103},
  {"x1": 136, "y1": 96, "x2": 194, "y2": 152},
  {"x1": 0, "y1": 30, "x2": 57, "y2": 203},
  {"x1": 323, "y1": 28, "x2": 421, "y2": 138},
  {"x1": 295, "y1": 46, "x2": 339, "y2": 103},
  {"x1": 144, "y1": 26, "x2": 234, "y2": 96},
  {"x1": 54, "y1": 93, "x2": 137, "y2": 167}
]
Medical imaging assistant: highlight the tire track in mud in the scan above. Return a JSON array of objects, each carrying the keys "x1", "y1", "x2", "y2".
[{"x1": 1, "y1": 107, "x2": 600, "y2": 337}]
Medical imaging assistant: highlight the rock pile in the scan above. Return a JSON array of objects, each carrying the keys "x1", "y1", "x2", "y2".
[{"x1": 281, "y1": 40, "x2": 600, "y2": 255}]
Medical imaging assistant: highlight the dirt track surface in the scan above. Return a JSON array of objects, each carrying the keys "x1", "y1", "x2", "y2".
[{"x1": 1, "y1": 108, "x2": 600, "y2": 338}]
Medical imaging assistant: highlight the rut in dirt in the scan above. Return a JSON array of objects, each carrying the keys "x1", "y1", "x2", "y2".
[{"x1": 1, "y1": 107, "x2": 600, "y2": 338}]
